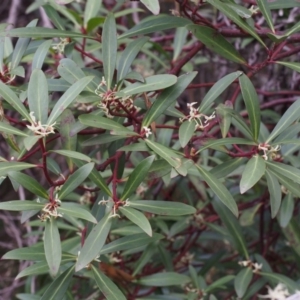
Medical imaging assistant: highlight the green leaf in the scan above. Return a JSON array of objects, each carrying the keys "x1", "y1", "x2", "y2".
[
  {"x1": 268, "y1": 0, "x2": 300, "y2": 9},
  {"x1": 8, "y1": 171, "x2": 49, "y2": 199},
  {"x1": 0, "y1": 121, "x2": 28, "y2": 137},
  {"x1": 0, "y1": 162, "x2": 35, "y2": 177},
  {"x1": 211, "y1": 157, "x2": 247, "y2": 179},
  {"x1": 173, "y1": 27, "x2": 188, "y2": 61},
  {"x1": 43, "y1": 5, "x2": 65, "y2": 30},
  {"x1": 278, "y1": 192, "x2": 294, "y2": 228},
  {"x1": 213, "y1": 200, "x2": 249, "y2": 257},
  {"x1": 197, "y1": 164, "x2": 238, "y2": 216},
  {"x1": 28, "y1": 69, "x2": 49, "y2": 124},
  {"x1": 234, "y1": 268, "x2": 253, "y2": 298},
  {"x1": 282, "y1": 218, "x2": 300, "y2": 258},
  {"x1": 76, "y1": 211, "x2": 112, "y2": 271},
  {"x1": 119, "y1": 15, "x2": 191, "y2": 39},
  {"x1": 187, "y1": 25, "x2": 246, "y2": 64},
  {"x1": 58, "y1": 203, "x2": 97, "y2": 224},
  {"x1": 266, "y1": 99, "x2": 300, "y2": 143},
  {"x1": 1, "y1": 27, "x2": 91, "y2": 39},
  {"x1": 121, "y1": 155, "x2": 154, "y2": 200},
  {"x1": 129, "y1": 200, "x2": 196, "y2": 215},
  {"x1": 58, "y1": 162, "x2": 94, "y2": 199},
  {"x1": 199, "y1": 71, "x2": 242, "y2": 113},
  {"x1": 102, "y1": 13, "x2": 117, "y2": 90},
  {"x1": 47, "y1": 76, "x2": 94, "y2": 125},
  {"x1": 40, "y1": 265, "x2": 75, "y2": 300},
  {"x1": 284, "y1": 20, "x2": 300, "y2": 37},
  {"x1": 2, "y1": 245, "x2": 45, "y2": 261},
  {"x1": 276, "y1": 61, "x2": 300, "y2": 73},
  {"x1": 100, "y1": 233, "x2": 163, "y2": 255},
  {"x1": 44, "y1": 218, "x2": 61, "y2": 276},
  {"x1": 205, "y1": 275, "x2": 235, "y2": 293},
  {"x1": 239, "y1": 74, "x2": 261, "y2": 141},
  {"x1": 0, "y1": 200, "x2": 44, "y2": 211},
  {"x1": 260, "y1": 272, "x2": 299, "y2": 292},
  {"x1": 120, "y1": 74, "x2": 177, "y2": 96},
  {"x1": 206, "y1": 0, "x2": 266, "y2": 47},
  {"x1": 32, "y1": 39, "x2": 52, "y2": 70},
  {"x1": 91, "y1": 265, "x2": 126, "y2": 300},
  {"x1": 216, "y1": 102, "x2": 232, "y2": 138},
  {"x1": 119, "y1": 207, "x2": 152, "y2": 236},
  {"x1": 51, "y1": 150, "x2": 92, "y2": 163},
  {"x1": 79, "y1": 114, "x2": 137, "y2": 136},
  {"x1": 266, "y1": 161, "x2": 300, "y2": 183},
  {"x1": 179, "y1": 120, "x2": 196, "y2": 148},
  {"x1": 137, "y1": 272, "x2": 190, "y2": 286},
  {"x1": 0, "y1": 81, "x2": 30, "y2": 121},
  {"x1": 265, "y1": 169, "x2": 282, "y2": 218},
  {"x1": 117, "y1": 37, "x2": 149, "y2": 82},
  {"x1": 84, "y1": 0, "x2": 102, "y2": 26},
  {"x1": 257, "y1": 0, "x2": 275, "y2": 33},
  {"x1": 141, "y1": 0, "x2": 160, "y2": 14},
  {"x1": 142, "y1": 72, "x2": 197, "y2": 127},
  {"x1": 240, "y1": 155, "x2": 265, "y2": 194}
]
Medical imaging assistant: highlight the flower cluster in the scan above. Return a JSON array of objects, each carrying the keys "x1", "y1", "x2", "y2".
[
  {"x1": 26, "y1": 112, "x2": 56, "y2": 137},
  {"x1": 238, "y1": 259, "x2": 262, "y2": 273},
  {"x1": 52, "y1": 38, "x2": 70, "y2": 54},
  {"x1": 258, "y1": 143, "x2": 281, "y2": 161},
  {"x1": 38, "y1": 198, "x2": 62, "y2": 222},
  {"x1": 259, "y1": 283, "x2": 300, "y2": 300},
  {"x1": 180, "y1": 102, "x2": 215, "y2": 130}
]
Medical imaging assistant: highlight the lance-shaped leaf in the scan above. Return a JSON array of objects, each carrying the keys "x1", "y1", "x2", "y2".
[
  {"x1": 173, "y1": 27, "x2": 189, "y2": 61},
  {"x1": 44, "y1": 218, "x2": 61, "y2": 276},
  {"x1": 58, "y1": 203, "x2": 97, "y2": 224},
  {"x1": 119, "y1": 207, "x2": 152, "y2": 236},
  {"x1": 137, "y1": 272, "x2": 190, "y2": 286},
  {"x1": 43, "y1": 5, "x2": 65, "y2": 30},
  {"x1": 129, "y1": 200, "x2": 196, "y2": 215},
  {"x1": 79, "y1": 114, "x2": 137, "y2": 136},
  {"x1": 141, "y1": 0, "x2": 160, "y2": 14},
  {"x1": 265, "y1": 169, "x2": 282, "y2": 218},
  {"x1": 119, "y1": 15, "x2": 191, "y2": 39},
  {"x1": 58, "y1": 162, "x2": 94, "y2": 199},
  {"x1": 0, "y1": 162, "x2": 35, "y2": 177},
  {"x1": 266, "y1": 161, "x2": 300, "y2": 183},
  {"x1": 28, "y1": 69, "x2": 49, "y2": 124},
  {"x1": 179, "y1": 120, "x2": 196, "y2": 148},
  {"x1": 199, "y1": 71, "x2": 242, "y2": 113},
  {"x1": 84, "y1": 0, "x2": 102, "y2": 26},
  {"x1": 187, "y1": 24, "x2": 246, "y2": 64},
  {"x1": 257, "y1": 0, "x2": 275, "y2": 33},
  {"x1": 142, "y1": 72, "x2": 197, "y2": 128},
  {"x1": 47, "y1": 76, "x2": 94, "y2": 126},
  {"x1": 2, "y1": 245, "x2": 45, "y2": 261},
  {"x1": 0, "y1": 27, "x2": 91, "y2": 39},
  {"x1": 40, "y1": 265, "x2": 75, "y2": 300},
  {"x1": 282, "y1": 218, "x2": 300, "y2": 258},
  {"x1": 279, "y1": 193, "x2": 294, "y2": 228},
  {"x1": 91, "y1": 265, "x2": 126, "y2": 300},
  {"x1": 211, "y1": 157, "x2": 247, "y2": 179},
  {"x1": 8, "y1": 171, "x2": 48, "y2": 199},
  {"x1": 239, "y1": 74, "x2": 261, "y2": 141},
  {"x1": 196, "y1": 164, "x2": 238, "y2": 216},
  {"x1": 0, "y1": 81, "x2": 30, "y2": 121},
  {"x1": 102, "y1": 13, "x2": 117, "y2": 90},
  {"x1": 121, "y1": 156, "x2": 154, "y2": 200},
  {"x1": 51, "y1": 150, "x2": 91, "y2": 163},
  {"x1": 206, "y1": 0, "x2": 266, "y2": 47},
  {"x1": 216, "y1": 102, "x2": 233, "y2": 138},
  {"x1": 119, "y1": 74, "x2": 177, "y2": 96},
  {"x1": 266, "y1": 99, "x2": 300, "y2": 143},
  {"x1": 234, "y1": 268, "x2": 253, "y2": 298},
  {"x1": 0, "y1": 200, "x2": 44, "y2": 211},
  {"x1": 0, "y1": 121, "x2": 28, "y2": 137},
  {"x1": 260, "y1": 272, "x2": 299, "y2": 291},
  {"x1": 32, "y1": 39, "x2": 52, "y2": 70},
  {"x1": 240, "y1": 155, "x2": 265, "y2": 194},
  {"x1": 276, "y1": 61, "x2": 300, "y2": 73},
  {"x1": 205, "y1": 275, "x2": 235, "y2": 293},
  {"x1": 100, "y1": 233, "x2": 163, "y2": 255},
  {"x1": 76, "y1": 212, "x2": 112, "y2": 271},
  {"x1": 117, "y1": 37, "x2": 149, "y2": 82}
]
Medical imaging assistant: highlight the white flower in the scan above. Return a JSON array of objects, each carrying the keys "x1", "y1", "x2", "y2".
[
  {"x1": 26, "y1": 111, "x2": 56, "y2": 137},
  {"x1": 143, "y1": 126, "x2": 152, "y2": 138},
  {"x1": 259, "y1": 283, "x2": 290, "y2": 300}
]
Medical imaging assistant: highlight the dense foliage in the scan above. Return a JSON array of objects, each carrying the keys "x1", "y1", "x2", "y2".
[{"x1": 0, "y1": 0, "x2": 300, "y2": 299}]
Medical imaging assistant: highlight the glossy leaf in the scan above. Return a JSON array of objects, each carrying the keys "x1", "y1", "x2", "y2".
[
  {"x1": 266, "y1": 161, "x2": 300, "y2": 183},
  {"x1": 211, "y1": 157, "x2": 247, "y2": 179},
  {"x1": 199, "y1": 71, "x2": 242, "y2": 113},
  {"x1": 187, "y1": 24, "x2": 246, "y2": 64},
  {"x1": 8, "y1": 171, "x2": 49, "y2": 199},
  {"x1": 137, "y1": 272, "x2": 190, "y2": 286},
  {"x1": 84, "y1": 0, "x2": 102, "y2": 26},
  {"x1": 121, "y1": 156, "x2": 154, "y2": 200},
  {"x1": 92, "y1": 265, "x2": 126, "y2": 300},
  {"x1": 0, "y1": 162, "x2": 35, "y2": 177},
  {"x1": 265, "y1": 169, "x2": 282, "y2": 218},
  {"x1": 76, "y1": 211, "x2": 112, "y2": 271},
  {"x1": 205, "y1": 275, "x2": 235, "y2": 293},
  {"x1": 279, "y1": 193, "x2": 294, "y2": 228},
  {"x1": 28, "y1": 69, "x2": 49, "y2": 124},
  {"x1": 47, "y1": 76, "x2": 94, "y2": 125},
  {"x1": 173, "y1": 27, "x2": 188, "y2": 61},
  {"x1": 2, "y1": 245, "x2": 45, "y2": 261},
  {"x1": 58, "y1": 162, "x2": 94, "y2": 199},
  {"x1": 234, "y1": 268, "x2": 253, "y2": 298},
  {"x1": 51, "y1": 150, "x2": 91, "y2": 163},
  {"x1": 239, "y1": 74, "x2": 261, "y2": 141},
  {"x1": 129, "y1": 200, "x2": 196, "y2": 215},
  {"x1": 117, "y1": 37, "x2": 149, "y2": 82},
  {"x1": 257, "y1": 0, "x2": 275, "y2": 33},
  {"x1": 141, "y1": 0, "x2": 160, "y2": 14},
  {"x1": 179, "y1": 120, "x2": 196, "y2": 148},
  {"x1": 32, "y1": 39, "x2": 52, "y2": 70},
  {"x1": 102, "y1": 13, "x2": 117, "y2": 90},
  {"x1": 58, "y1": 203, "x2": 97, "y2": 224},
  {"x1": 240, "y1": 156, "x2": 265, "y2": 194},
  {"x1": 0, "y1": 200, "x2": 44, "y2": 211},
  {"x1": 44, "y1": 218, "x2": 61, "y2": 276},
  {"x1": 0, "y1": 121, "x2": 28, "y2": 137},
  {"x1": 142, "y1": 72, "x2": 197, "y2": 127},
  {"x1": 119, "y1": 15, "x2": 191, "y2": 39},
  {"x1": 40, "y1": 265, "x2": 75, "y2": 300},
  {"x1": 196, "y1": 165, "x2": 238, "y2": 216},
  {"x1": 120, "y1": 74, "x2": 177, "y2": 96},
  {"x1": 119, "y1": 207, "x2": 152, "y2": 236},
  {"x1": 266, "y1": 99, "x2": 300, "y2": 143}
]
